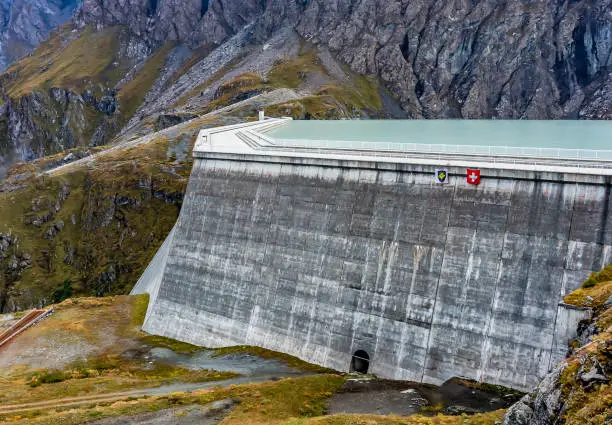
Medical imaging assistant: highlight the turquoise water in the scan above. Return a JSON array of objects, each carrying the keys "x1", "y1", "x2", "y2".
[{"x1": 266, "y1": 120, "x2": 612, "y2": 151}]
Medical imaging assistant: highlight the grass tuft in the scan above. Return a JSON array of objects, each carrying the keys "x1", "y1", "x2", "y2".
[
  {"x1": 581, "y1": 265, "x2": 612, "y2": 289},
  {"x1": 131, "y1": 294, "x2": 149, "y2": 327},
  {"x1": 140, "y1": 334, "x2": 203, "y2": 354}
]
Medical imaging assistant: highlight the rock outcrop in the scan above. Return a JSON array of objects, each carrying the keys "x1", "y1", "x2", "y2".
[
  {"x1": 504, "y1": 276, "x2": 612, "y2": 425},
  {"x1": 0, "y1": 87, "x2": 118, "y2": 176}
]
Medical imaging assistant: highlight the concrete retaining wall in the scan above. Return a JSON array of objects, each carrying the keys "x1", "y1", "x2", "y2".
[{"x1": 142, "y1": 156, "x2": 599, "y2": 391}]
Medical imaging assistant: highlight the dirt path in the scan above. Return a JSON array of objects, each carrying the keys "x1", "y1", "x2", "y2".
[{"x1": 0, "y1": 373, "x2": 304, "y2": 415}]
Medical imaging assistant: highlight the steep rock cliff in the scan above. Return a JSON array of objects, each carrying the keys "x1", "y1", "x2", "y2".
[
  {"x1": 0, "y1": 0, "x2": 81, "y2": 71},
  {"x1": 75, "y1": 0, "x2": 612, "y2": 119},
  {"x1": 0, "y1": 24, "x2": 166, "y2": 178},
  {"x1": 504, "y1": 270, "x2": 612, "y2": 425},
  {"x1": 0, "y1": 87, "x2": 118, "y2": 177}
]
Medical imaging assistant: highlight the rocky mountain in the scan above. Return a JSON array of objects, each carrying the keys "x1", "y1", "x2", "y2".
[
  {"x1": 0, "y1": 0, "x2": 609, "y2": 178},
  {"x1": 76, "y1": 0, "x2": 612, "y2": 120},
  {"x1": 0, "y1": 0, "x2": 81, "y2": 71}
]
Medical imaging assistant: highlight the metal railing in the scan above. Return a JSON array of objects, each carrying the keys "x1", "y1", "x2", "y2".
[
  {"x1": 241, "y1": 130, "x2": 612, "y2": 170},
  {"x1": 269, "y1": 137, "x2": 612, "y2": 162}
]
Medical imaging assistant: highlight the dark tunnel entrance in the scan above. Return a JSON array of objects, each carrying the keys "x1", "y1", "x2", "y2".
[{"x1": 350, "y1": 350, "x2": 370, "y2": 374}]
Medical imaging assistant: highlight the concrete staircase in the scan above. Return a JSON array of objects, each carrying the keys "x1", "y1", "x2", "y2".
[{"x1": 0, "y1": 309, "x2": 53, "y2": 349}]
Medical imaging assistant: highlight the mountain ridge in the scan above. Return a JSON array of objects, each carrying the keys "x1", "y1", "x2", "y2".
[
  {"x1": 75, "y1": 0, "x2": 612, "y2": 120},
  {"x1": 0, "y1": 0, "x2": 609, "y2": 178},
  {"x1": 0, "y1": 0, "x2": 81, "y2": 71}
]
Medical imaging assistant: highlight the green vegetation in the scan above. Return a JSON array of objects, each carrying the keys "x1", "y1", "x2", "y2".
[
  {"x1": 581, "y1": 265, "x2": 612, "y2": 289},
  {"x1": 131, "y1": 293, "x2": 149, "y2": 326},
  {"x1": 30, "y1": 370, "x2": 66, "y2": 386},
  {"x1": 556, "y1": 268, "x2": 612, "y2": 425},
  {"x1": 172, "y1": 45, "x2": 383, "y2": 119},
  {"x1": 25, "y1": 354, "x2": 237, "y2": 389},
  {"x1": 0, "y1": 295, "x2": 513, "y2": 425},
  {"x1": 0, "y1": 25, "x2": 174, "y2": 161},
  {"x1": 417, "y1": 403, "x2": 444, "y2": 415},
  {"x1": 265, "y1": 75, "x2": 383, "y2": 120},
  {"x1": 203, "y1": 72, "x2": 266, "y2": 112},
  {"x1": 52, "y1": 280, "x2": 73, "y2": 303},
  {"x1": 565, "y1": 281, "x2": 612, "y2": 309},
  {"x1": 0, "y1": 373, "x2": 507, "y2": 425},
  {"x1": 267, "y1": 51, "x2": 320, "y2": 89},
  {"x1": 139, "y1": 334, "x2": 203, "y2": 354},
  {"x1": 0, "y1": 134, "x2": 193, "y2": 309},
  {"x1": 2, "y1": 374, "x2": 344, "y2": 425},
  {"x1": 0, "y1": 294, "x2": 237, "y2": 407},
  {"x1": 283, "y1": 411, "x2": 506, "y2": 425},
  {"x1": 213, "y1": 346, "x2": 336, "y2": 374}
]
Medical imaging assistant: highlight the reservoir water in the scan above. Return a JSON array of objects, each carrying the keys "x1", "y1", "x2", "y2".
[{"x1": 265, "y1": 120, "x2": 612, "y2": 159}]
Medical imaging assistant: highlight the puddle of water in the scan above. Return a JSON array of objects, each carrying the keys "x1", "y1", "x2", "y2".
[
  {"x1": 129, "y1": 346, "x2": 519, "y2": 418},
  {"x1": 148, "y1": 347, "x2": 302, "y2": 377},
  {"x1": 327, "y1": 377, "x2": 521, "y2": 417},
  {"x1": 437, "y1": 380, "x2": 516, "y2": 413}
]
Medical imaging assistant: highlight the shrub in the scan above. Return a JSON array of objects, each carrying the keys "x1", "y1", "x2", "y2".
[
  {"x1": 583, "y1": 279, "x2": 597, "y2": 288},
  {"x1": 29, "y1": 370, "x2": 67, "y2": 387},
  {"x1": 582, "y1": 265, "x2": 612, "y2": 288},
  {"x1": 53, "y1": 280, "x2": 73, "y2": 303},
  {"x1": 88, "y1": 354, "x2": 121, "y2": 372}
]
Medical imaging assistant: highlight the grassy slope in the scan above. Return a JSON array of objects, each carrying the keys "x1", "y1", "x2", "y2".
[
  {"x1": 0, "y1": 294, "x2": 235, "y2": 408},
  {"x1": 117, "y1": 42, "x2": 176, "y2": 121},
  {"x1": 0, "y1": 24, "x2": 174, "y2": 163},
  {"x1": 265, "y1": 51, "x2": 383, "y2": 119},
  {"x1": 4, "y1": 26, "x2": 128, "y2": 98},
  {"x1": 0, "y1": 294, "x2": 508, "y2": 425},
  {"x1": 2, "y1": 371, "x2": 506, "y2": 425},
  {"x1": 0, "y1": 130, "x2": 193, "y2": 311},
  {"x1": 173, "y1": 48, "x2": 384, "y2": 119}
]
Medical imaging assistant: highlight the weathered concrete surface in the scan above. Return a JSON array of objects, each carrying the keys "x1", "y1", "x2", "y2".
[
  {"x1": 131, "y1": 226, "x2": 176, "y2": 319},
  {"x1": 143, "y1": 157, "x2": 599, "y2": 391}
]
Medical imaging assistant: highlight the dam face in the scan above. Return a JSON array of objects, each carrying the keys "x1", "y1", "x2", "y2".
[{"x1": 137, "y1": 120, "x2": 604, "y2": 391}]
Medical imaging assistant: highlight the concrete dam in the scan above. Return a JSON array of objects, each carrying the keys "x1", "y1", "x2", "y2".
[{"x1": 133, "y1": 119, "x2": 612, "y2": 391}]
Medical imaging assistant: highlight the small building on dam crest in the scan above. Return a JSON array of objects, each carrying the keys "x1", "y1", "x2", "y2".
[{"x1": 132, "y1": 118, "x2": 612, "y2": 391}]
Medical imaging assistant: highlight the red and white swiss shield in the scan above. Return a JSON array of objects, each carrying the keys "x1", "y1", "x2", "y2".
[{"x1": 467, "y1": 168, "x2": 481, "y2": 185}]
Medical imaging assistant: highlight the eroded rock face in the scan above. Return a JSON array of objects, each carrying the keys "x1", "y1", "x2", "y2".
[
  {"x1": 504, "y1": 366, "x2": 565, "y2": 425},
  {"x1": 296, "y1": 0, "x2": 612, "y2": 119},
  {"x1": 75, "y1": 0, "x2": 612, "y2": 119},
  {"x1": 75, "y1": 0, "x2": 265, "y2": 46},
  {"x1": 0, "y1": 88, "x2": 119, "y2": 178}
]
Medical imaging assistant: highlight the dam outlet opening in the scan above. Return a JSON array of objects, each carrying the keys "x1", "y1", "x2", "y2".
[{"x1": 351, "y1": 350, "x2": 370, "y2": 374}]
